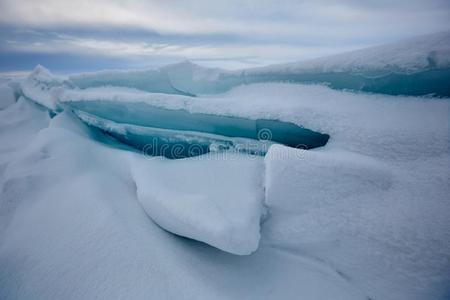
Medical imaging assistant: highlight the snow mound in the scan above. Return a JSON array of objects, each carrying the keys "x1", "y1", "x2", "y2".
[{"x1": 130, "y1": 153, "x2": 265, "y2": 255}]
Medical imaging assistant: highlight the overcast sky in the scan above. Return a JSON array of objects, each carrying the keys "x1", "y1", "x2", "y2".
[{"x1": 0, "y1": 0, "x2": 449, "y2": 73}]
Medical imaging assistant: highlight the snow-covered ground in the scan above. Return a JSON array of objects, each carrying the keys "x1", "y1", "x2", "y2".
[
  {"x1": 1, "y1": 76, "x2": 449, "y2": 299},
  {"x1": 1, "y1": 32, "x2": 450, "y2": 299}
]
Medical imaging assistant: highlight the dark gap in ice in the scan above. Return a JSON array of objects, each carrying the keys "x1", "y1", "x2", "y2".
[{"x1": 69, "y1": 100, "x2": 329, "y2": 159}]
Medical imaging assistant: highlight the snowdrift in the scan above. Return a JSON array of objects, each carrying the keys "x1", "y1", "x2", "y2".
[{"x1": 130, "y1": 152, "x2": 265, "y2": 255}]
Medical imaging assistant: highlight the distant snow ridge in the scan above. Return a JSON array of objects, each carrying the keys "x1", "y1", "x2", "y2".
[
  {"x1": 252, "y1": 31, "x2": 450, "y2": 75},
  {"x1": 243, "y1": 31, "x2": 450, "y2": 96}
]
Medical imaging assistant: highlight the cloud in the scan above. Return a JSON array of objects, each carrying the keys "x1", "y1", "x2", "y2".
[
  {"x1": 2, "y1": 31, "x2": 356, "y2": 68},
  {"x1": 1, "y1": 0, "x2": 449, "y2": 39},
  {"x1": 0, "y1": 0, "x2": 449, "y2": 70}
]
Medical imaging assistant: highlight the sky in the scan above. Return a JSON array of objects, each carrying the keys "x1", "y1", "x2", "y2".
[{"x1": 0, "y1": 0, "x2": 449, "y2": 73}]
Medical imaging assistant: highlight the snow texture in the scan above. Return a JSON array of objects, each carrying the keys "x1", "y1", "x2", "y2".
[
  {"x1": 1, "y1": 81, "x2": 449, "y2": 299},
  {"x1": 1, "y1": 32, "x2": 450, "y2": 298}
]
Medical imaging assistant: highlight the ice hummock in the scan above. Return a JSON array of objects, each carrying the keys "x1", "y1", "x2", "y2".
[
  {"x1": 20, "y1": 65, "x2": 71, "y2": 111},
  {"x1": 69, "y1": 64, "x2": 196, "y2": 96},
  {"x1": 252, "y1": 31, "x2": 450, "y2": 75},
  {"x1": 67, "y1": 31, "x2": 450, "y2": 96},
  {"x1": 241, "y1": 31, "x2": 450, "y2": 96},
  {"x1": 19, "y1": 31, "x2": 450, "y2": 117},
  {"x1": 20, "y1": 67, "x2": 329, "y2": 157},
  {"x1": 69, "y1": 60, "x2": 239, "y2": 96}
]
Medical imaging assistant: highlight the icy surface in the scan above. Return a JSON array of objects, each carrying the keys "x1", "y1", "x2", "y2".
[
  {"x1": 63, "y1": 88, "x2": 329, "y2": 156},
  {"x1": 69, "y1": 66, "x2": 195, "y2": 96},
  {"x1": 22, "y1": 70, "x2": 329, "y2": 155},
  {"x1": 74, "y1": 110, "x2": 271, "y2": 158},
  {"x1": 69, "y1": 60, "x2": 239, "y2": 96}
]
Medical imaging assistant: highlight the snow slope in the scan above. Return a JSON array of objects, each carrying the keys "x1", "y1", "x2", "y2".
[{"x1": 0, "y1": 97, "x2": 50, "y2": 181}]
